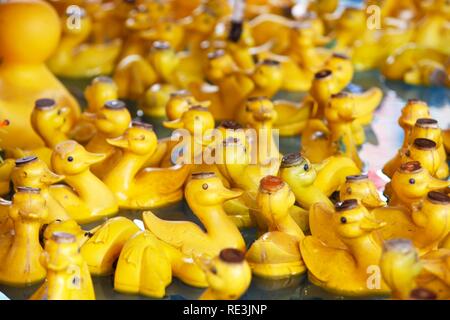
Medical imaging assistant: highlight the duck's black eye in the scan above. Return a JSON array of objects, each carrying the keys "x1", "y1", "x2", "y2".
[
  {"x1": 340, "y1": 217, "x2": 347, "y2": 224},
  {"x1": 409, "y1": 178, "x2": 415, "y2": 185},
  {"x1": 57, "y1": 109, "x2": 62, "y2": 115},
  {"x1": 67, "y1": 156, "x2": 74, "y2": 162},
  {"x1": 303, "y1": 163, "x2": 309, "y2": 171},
  {"x1": 202, "y1": 183, "x2": 208, "y2": 190},
  {"x1": 210, "y1": 266, "x2": 217, "y2": 274}
]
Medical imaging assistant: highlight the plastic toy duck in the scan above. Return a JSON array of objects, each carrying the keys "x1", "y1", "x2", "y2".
[
  {"x1": 387, "y1": 161, "x2": 449, "y2": 209},
  {"x1": 140, "y1": 83, "x2": 179, "y2": 118},
  {"x1": 47, "y1": 7, "x2": 122, "y2": 78},
  {"x1": 103, "y1": 122, "x2": 191, "y2": 209},
  {"x1": 401, "y1": 138, "x2": 448, "y2": 179},
  {"x1": 85, "y1": 100, "x2": 132, "y2": 179},
  {"x1": 0, "y1": 0, "x2": 80, "y2": 150},
  {"x1": 383, "y1": 99, "x2": 431, "y2": 178},
  {"x1": 246, "y1": 176, "x2": 306, "y2": 278},
  {"x1": 42, "y1": 218, "x2": 97, "y2": 249},
  {"x1": 0, "y1": 159, "x2": 15, "y2": 197},
  {"x1": 11, "y1": 156, "x2": 69, "y2": 222},
  {"x1": 249, "y1": 59, "x2": 284, "y2": 98},
  {"x1": 165, "y1": 90, "x2": 205, "y2": 121},
  {"x1": 197, "y1": 248, "x2": 251, "y2": 300},
  {"x1": 444, "y1": 128, "x2": 450, "y2": 154},
  {"x1": 279, "y1": 153, "x2": 360, "y2": 210},
  {"x1": 0, "y1": 187, "x2": 47, "y2": 286},
  {"x1": 30, "y1": 232, "x2": 95, "y2": 300},
  {"x1": 339, "y1": 175, "x2": 386, "y2": 209},
  {"x1": 374, "y1": 191, "x2": 450, "y2": 255},
  {"x1": 143, "y1": 172, "x2": 246, "y2": 258},
  {"x1": 300, "y1": 199, "x2": 390, "y2": 296},
  {"x1": 50, "y1": 140, "x2": 118, "y2": 224},
  {"x1": 300, "y1": 119, "x2": 335, "y2": 163}
]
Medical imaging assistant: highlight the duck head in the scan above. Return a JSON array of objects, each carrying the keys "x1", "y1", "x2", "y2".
[
  {"x1": 84, "y1": 76, "x2": 118, "y2": 113},
  {"x1": 52, "y1": 140, "x2": 105, "y2": 176},
  {"x1": 165, "y1": 90, "x2": 208, "y2": 121},
  {"x1": 8, "y1": 187, "x2": 48, "y2": 222},
  {"x1": 125, "y1": 4, "x2": 152, "y2": 30},
  {"x1": 402, "y1": 138, "x2": 441, "y2": 175},
  {"x1": 206, "y1": 49, "x2": 239, "y2": 80},
  {"x1": 326, "y1": 92, "x2": 356, "y2": 122},
  {"x1": 214, "y1": 138, "x2": 251, "y2": 182},
  {"x1": 11, "y1": 156, "x2": 64, "y2": 189},
  {"x1": 337, "y1": 7, "x2": 366, "y2": 29},
  {"x1": 257, "y1": 176, "x2": 295, "y2": 224},
  {"x1": 334, "y1": 199, "x2": 386, "y2": 239},
  {"x1": 41, "y1": 232, "x2": 80, "y2": 272},
  {"x1": 185, "y1": 172, "x2": 243, "y2": 208},
  {"x1": 91, "y1": 100, "x2": 132, "y2": 137},
  {"x1": 290, "y1": 25, "x2": 316, "y2": 47},
  {"x1": 279, "y1": 153, "x2": 317, "y2": 187},
  {"x1": 243, "y1": 96, "x2": 278, "y2": 127},
  {"x1": 391, "y1": 161, "x2": 449, "y2": 204},
  {"x1": 380, "y1": 239, "x2": 422, "y2": 300},
  {"x1": 399, "y1": 99, "x2": 431, "y2": 133},
  {"x1": 196, "y1": 248, "x2": 251, "y2": 300},
  {"x1": 410, "y1": 118, "x2": 443, "y2": 147},
  {"x1": 411, "y1": 191, "x2": 450, "y2": 230},
  {"x1": 148, "y1": 41, "x2": 180, "y2": 81},
  {"x1": 186, "y1": 7, "x2": 218, "y2": 35},
  {"x1": 216, "y1": 120, "x2": 247, "y2": 148},
  {"x1": 31, "y1": 98, "x2": 71, "y2": 138},
  {"x1": 42, "y1": 219, "x2": 87, "y2": 247},
  {"x1": 251, "y1": 59, "x2": 283, "y2": 93},
  {"x1": 107, "y1": 121, "x2": 158, "y2": 156},
  {"x1": 310, "y1": 69, "x2": 339, "y2": 109},
  {"x1": 141, "y1": 20, "x2": 184, "y2": 49},
  {"x1": 61, "y1": 7, "x2": 92, "y2": 39},
  {"x1": 164, "y1": 106, "x2": 215, "y2": 136},
  {"x1": 324, "y1": 53, "x2": 354, "y2": 91},
  {"x1": 340, "y1": 175, "x2": 386, "y2": 208}
]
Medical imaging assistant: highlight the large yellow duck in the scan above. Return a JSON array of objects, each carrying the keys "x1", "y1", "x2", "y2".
[
  {"x1": 30, "y1": 232, "x2": 95, "y2": 300},
  {"x1": 246, "y1": 176, "x2": 306, "y2": 279},
  {"x1": 0, "y1": 187, "x2": 48, "y2": 286},
  {"x1": 103, "y1": 122, "x2": 191, "y2": 209},
  {"x1": 0, "y1": 0, "x2": 80, "y2": 150},
  {"x1": 49, "y1": 140, "x2": 119, "y2": 223},
  {"x1": 143, "y1": 172, "x2": 246, "y2": 258},
  {"x1": 300, "y1": 199, "x2": 390, "y2": 296},
  {"x1": 47, "y1": 6, "x2": 122, "y2": 78}
]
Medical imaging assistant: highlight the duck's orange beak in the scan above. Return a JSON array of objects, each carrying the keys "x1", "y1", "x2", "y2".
[
  {"x1": 83, "y1": 152, "x2": 106, "y2": 165},
  {"x1": 106, "y1": 136, "x2": 129, "y2": 149}
]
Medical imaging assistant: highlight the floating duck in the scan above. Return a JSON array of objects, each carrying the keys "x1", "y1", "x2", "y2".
[
  {"x1": 0, "y1": 187, "x2": 47, "y2": 286},
  {"x1": 165, "y1": 90, "x2": 207, "y2": 121},
  {"x1": 280, "y1": 152, "x2": 360, "y2": 210},
  {"x1": 374, "y1": 191, "x2": 450, "y2": 255},
  {"x1": 85, "y1": 100, "x2": 131, "y2": 179},
  {"x1": 444, "y1": 128, "x2": 450, "y2": 154},
  {"x1": 11, "y1": 156, "x2": 69, "y2": 222},
  {"x1": 387, "y1": 161, "x2": 449, "y2": 209},
  {"x1": 300, "y1": 199, "x2": 390, "y2": 296},
  {"x1": 50, "y1": 140, "x2": 118, "y2": 224},
  {"x1": 383, "y1": 99, "x2": 431, "y2": 178},
  {"x1": 197, "y1": 248, "x2": 251, "y2": 300},
  {"x1": 47, "y1": 7, "x2": 122, "y2": 78},
  {"x1": 246, "y1": 176, "x2": 306, "y2": 278},
  {"x1": 103, "y1": 122, "x2": 191, "y2": 209},
  {"x1": 42, "y1": 218, "x2": 98, "y2": 248},
  {"x1": 143, "y1": 172, "x2": 246, "y2": 258},
  {"x1": 339, "y1": 174, "x2": 386, "y2": 209},
  {"x1": 30, "y1": 232, "x2": 95, "y2": 300},
  {"x1": 0, "y1": 0, "x2": 80, "y2": 150}
]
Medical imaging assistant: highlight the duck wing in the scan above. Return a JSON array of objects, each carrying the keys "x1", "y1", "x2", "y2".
[
  {"x1": 135, "y1": 164, "x2": 191, "y2": 195},
  {"x1": 142, "y1": 211, "x2": 218, "y2": 257},
  {"x1": 308, "y1": 203, "x2": 347, "y2": 250},
  {"x1": 372, "y1": 206, "x2": 418, "y2": 240}
]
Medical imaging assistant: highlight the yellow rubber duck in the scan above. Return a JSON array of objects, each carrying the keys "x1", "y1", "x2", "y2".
[
  {"x1": 42, "y1": 218, "x2": 98, "y2": 248},
  {"x1": 140, "y1": 83, "x2": 179, "y2": 118},
  {"x1": 0, "y1": 0, "x2": 80, "y2": 150},
  {"x1": 30, "y1": 232, "x2": 95, "y2": 300},
  {"x1": 0, "y1": 187, "x2": 47, "y2": 286},
  {"x1": 300, "y1": 119, "x2": 336, "y2": 163},
  {"x1": 165, "y1": 90, "x2": 206, "y2": 121},
  {"x1": 143, "y1": 172, "x2": 246, "y2": 258},
  {"x1": 50, "y1": 140, "x2": 119, "y2": 224},
  {"x1": 0, "y1": 158, "x2": 15, "y2": 197},
  {"x1": 383, "y1": 99, "x2": 431, "y2": 178},
  {"x1": 246, "y1": 176, "x2": 306, "y2": 278},
  {"x1": 387, "y1": 161, "x2": 449, "y2": 209},
  {"x1": 11, "y1": 156, "x2": 69, "y2": 222},
  {"x1": 103, "y1": 122, "x2": 191, "y2": 209},
  {"x1": 444, "y1": 128, "x2": 450, "y2": 155},
  {"x1": 47, "y1": 6, "x2": 122, "y2": 78},
  {"x1": 300, "y1": 199, "x2": 390, "y2": 296},
  {"x1": 340, "y1": 174, "x2": 386, "y2": 209},
  {"x1": 374, "y1": 191, "x2": 450, "y2": 255},
  {"x1": 197, "y1": 248, "x2": 251, "y2": 300},
  {"x1": 280, "y1": 152, "x2": 360, "y2": 210},
  {"x1": 85, "y1": 100, "x2": 132, "y2": 179}
]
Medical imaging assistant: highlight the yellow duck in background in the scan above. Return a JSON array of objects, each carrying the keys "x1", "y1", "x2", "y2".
[
  {"x1": 0, "y1": 187, "x2": 48, "y2": 286},
  {"x1": 0, "y1": 0, "x2": 80, "y2": 150},
  {"x1": 47, "y1": 7, "x2": 122, "y2": 78},
  {"x1": 164, "y1": 90, "x2": 206, "y2": 121},
  {"x1": 103, "y1": 122, "x2": 191, "y2": 209},
  {"x1": 143, "y1": 172, "x2": 246, "y2": 258},
  {"x1": 85, "y1": 100, "x2": 132, "y2": 179},
  {"x1": 340, "y1": 174, "x2": 386, "y2": 209},
  {"x1": 374, "y1": 191, "x2": 450, "y2": 255},
  {"x1": 30, "y1": 232, "x2": 95, "y2": 300},
  {"x1": 444, "y1": 128, "x2": 450, "y2": 154},
  {"x1": 11, "y1": 156, "x2": 69, "y2": 222},
  {"x1": 383, "y1": 99, "x2": 432, "y2": 178},
  {"x1": 42, "y1": 218, "x2": 99, "y2": 249},
  {"x1": 246, "y1": 176, "x2": 306, "y2": 278},
  {"x1": 300, "y1": 199, "x2": 390, "y2": 296},
  {"x1": 0, "y1": 159, "x2": 15, "y2": 197},
  {"x1": 50, "y1": 140, "x2": 118, "y2": 224},
  {"x1": 197, "y1": 248, "x2": 251, "y2": 300}
]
